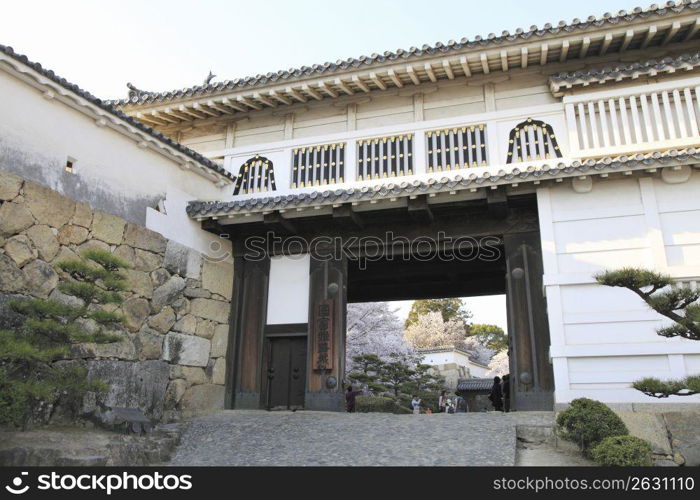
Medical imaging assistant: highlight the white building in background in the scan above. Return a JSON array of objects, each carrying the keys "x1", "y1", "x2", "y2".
[{"x1": 417, "y1": 347, "x2": 490, "y2": 389}]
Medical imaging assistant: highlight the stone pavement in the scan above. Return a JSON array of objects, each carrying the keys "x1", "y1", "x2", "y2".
[{"x1": 168, "y1": 410, "x2": 555, "y2": 466}]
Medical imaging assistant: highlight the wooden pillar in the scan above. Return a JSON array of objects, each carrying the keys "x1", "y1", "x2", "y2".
[
  {"x1": 225, "y1": 256, "x2": 270, "y2": 409},
  {"x1": 305, "y1": 254, "x2": 347, "y2": 411},
  {"x1": 504, "y1": 231, "x2": 554, "y2": 411}
]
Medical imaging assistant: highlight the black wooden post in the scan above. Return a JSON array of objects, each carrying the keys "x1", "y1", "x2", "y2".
[{"x1": 504, "y1": 231, "x2": 554, "y2": 411}]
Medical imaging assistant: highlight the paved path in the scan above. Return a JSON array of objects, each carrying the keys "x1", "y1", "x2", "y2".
[{"x1": 168, "y1": 410, "x2": 555, "y2": 466}]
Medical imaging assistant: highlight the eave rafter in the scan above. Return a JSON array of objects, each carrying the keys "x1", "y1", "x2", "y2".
[{"x1": 120, "y1": 12, "x2": 700, "y2": 124}]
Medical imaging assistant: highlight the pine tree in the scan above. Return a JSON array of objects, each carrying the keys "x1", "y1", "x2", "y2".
[
  {"x1": 596, "y1": 267, "x2": 699, "y2": 398},
  {"x1": 0, "y1": 249, "x2": 125, "y2": 427}
]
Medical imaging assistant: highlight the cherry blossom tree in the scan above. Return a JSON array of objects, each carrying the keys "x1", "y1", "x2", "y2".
[
  {"x1": 487, "y1": 350, "x2": 510, "y2": 377},
  {"x1": 346, "y1": 302, "x2": 414, "y2": 372}
]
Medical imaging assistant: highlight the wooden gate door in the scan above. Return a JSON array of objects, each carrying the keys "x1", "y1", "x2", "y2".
[
  {"x1": 267, "y1": 337, "x2": 307, "y2": 410},
  {"x1": 504, "y1": 231, "x2": 554, "y2": 411}
]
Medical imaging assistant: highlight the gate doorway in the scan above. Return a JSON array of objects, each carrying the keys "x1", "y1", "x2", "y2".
[{"x1": 264, "y1": 336, "x2": 307, "y2": 410}]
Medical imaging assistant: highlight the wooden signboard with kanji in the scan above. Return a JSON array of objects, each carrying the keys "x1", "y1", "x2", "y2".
[{"x1": 312, "y1": 299, "x2": 334, "y2": 371}]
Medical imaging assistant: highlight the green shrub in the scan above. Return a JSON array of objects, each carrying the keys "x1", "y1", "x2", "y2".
[
  {"x1": 590, "y1": 435, "x2": 653, "y2": 466},
  {"x1": 392, "y1": 405, "x2": 413, "y2": 414},
  {"x1": 556, "y1": 398, "x2": 628, "y2": 453},
  {"x1": 355, "y1": 396, "x2": 397, "y2": 413}
]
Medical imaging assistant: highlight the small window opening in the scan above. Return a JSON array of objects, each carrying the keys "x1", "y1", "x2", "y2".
[{"x1": 65, "y1": 157, "x2": 76, "y2": 173}]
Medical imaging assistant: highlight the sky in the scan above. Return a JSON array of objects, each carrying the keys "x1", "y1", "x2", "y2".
[{"x1": 1, "y1": 0, "x2": 643, "y2": 101}]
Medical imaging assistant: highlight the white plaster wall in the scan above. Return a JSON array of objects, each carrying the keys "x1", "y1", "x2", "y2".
[
  {"x1": 538, "y1": 169, "x2": 700, "y2": 405},
  {"x1": 419, "y1": 350, "x2": 489, "y2": 377},
  {"x1": 0, "y1": 67, "x2": 230, "y2": 254},
  {"x1": 266, "y1": 254, "x2": 311, "y2": 325}
]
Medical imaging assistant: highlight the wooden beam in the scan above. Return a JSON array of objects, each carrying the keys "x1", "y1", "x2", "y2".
[
  {"x1": 442, "y1": 61, "x2": 454, "y2": 80},
  {"x1": 178, "y1": 105, "x2": 207, "y2": 119},
  {"x1": 559, "y1": 40, "x2": 569, "y2": 62},
  {"x1": 163, "y1": 107, "x2": 193, "y2": 121},
  {"x1": 405, "y1": 66, "x2": 420, "y2": 85},
  {"x1": 269, "y1": 90, "x2": 292, "y2": 105},
  {"x1": 459, "y1": 56, "x2": 472, "y2": 77},
  {"x1": 318, "y1": 81, "x2": 338, "y2": 98},
  {"x1": 662, "y1": 21, "x2": 681, "y2": 45},
  {"x1": 579, "y1": 37, "x2": 591, "y2": 58},
  {"x1": 335, "y1": 78, "x2": 355, "y2": 95},
  {"x1": 263, "y1": 212, "x2": 296, "y2": 234},
  {"x1": 486, "y1": 186, "x2": 508, "y2": 218},
  {"x1": 369, "y1": 72, "x2": 387, "y2": 90},
  {"x1": 252, "y1": 92, "x2": 276, "y2": 107},
  {"x1": 387, "y1": 70, "x2": 403, "y2": 88},
  {"x1": 302, "y1": 84, "x2": 323, "y2": 100},
  {"x1": 151, "y1": 110, "x2": 178, "y2": 124},
  {"x1": 136, "y1": 112, "x2": 167, "y2": 126},
  {"x1": 332, "y1": 204, "x2": 364, "y2": 230},
  {"x1": 480, "y1": 53, "x2": 490, "y2": 74},
  {"x1": 237, "y1": 95, "x2": 262, "y2": 110},
  {"x1": 220, "y1": 98, "x2": 247, "y2": 112},
  {"x1": 641, "y1": 25, "x2": 657, "y2": 48},
  {"x1": 500, "y1": 50, "x2": 508, "y2": 72},
  {"x1": 520, "y1": 47, "x2": 528, "y2": 69},
  {"x1": 539, "y1": 43, "x2": 549, "y2": 65},
  {"x1": 407, "y1": 195, "x2": 434, "y2": 224},
  {"x1": 599, "y1": 33, "x2": 613, "y2": 56},
  {"x1": 684, "y1": 18, "x2": 700, "y2": 41},
  {"x1": 192, "y1": 103, "x2": 219, "y2": 117},
  {"x1": 352, "y1": 75, "x2": 371, "y2": 92},
  {"x1": 285, "y1": 87, "x2": 307, "y2": 103},
  {"x1": 620, "y1": 30, "x2": 634, "y2": 52},
  {"x1": 206, "y1": 100, "x2": 233, "y2": 114}
]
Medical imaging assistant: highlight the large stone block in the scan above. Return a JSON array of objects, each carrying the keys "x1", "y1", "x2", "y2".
[
  {"x1": 164, "y1": 379, "x2": 187, "y2": 409},
  {"x1": 201, "y1": 259, "x2": 233, "y2": 300},
  {"x1": 57, "y1": 224, "x2": 89, "y2": 246},
  {"x1": 0, "y1": 202, "x2": 35, "y2": 237},
  {"x1": 86, "y1": 360, "x2": 170, "y2": 420},
  {"x1": 190, "y1": 298, "x2": 230, "y2": 323},
  {"x1": 123, "y1": 223, "x2": 167, "y2": 254},
  {"x1": 148, "y1": 306, "x2": 176, "y2": 334},
  {"x1": 162, "y1": 332, "x2": 210, "y2": 367},
  {"x1": 4, "y1": 235, "x2": 37, "y2": 267},
  {"x1": 72, "y1": 202, "x2": 93, "y2": 228},
  {"x1": 616, "y1": 411, "x2": 672, "y2": 455},
  {"x1": 77, "y1": 239, "x2": 111, "y2": 255},
  {"x1": 72, "y1": 334, "x2": 137, "y2": 361},
  {"x1": 25, "y1": 225, "x2": 59, "y2": 261},
  {"x1": 173, "y1": 314, "x2": 197, "y2": 334},
  {"x1": 91, "y1": 211, "x2": 126, "y2": 245},
  {"x1": 23, "y1": 259, "x2": 58, "y2": 297},
  {"x1": 152, "y1": 276, "x2": 186, "y2": 313},
  {"x1": 210, "y1": 324, "x2": 229, "y2": 358},
  {"x1": 0, "y1": 254, "x2": 26, "y2": 293},
  {"x1": 664, "y1": 412, "x2": 700, "y2": 466},
  {"x1": 164, "y1": 240, "x2": 201, "y2": 279},
  {"x1": 169, "y1": 365, "x2": 208, "y2": 386},
  {"x1": 134, "y1": 329, "x2": 164, "y2": 360},
  {"x1": 122, "y1": 297, "x2": 150, "y2": 332},
  {"x1": 23, "y1": 181, "x2": 75, "y2": 228},
  {"x1": 133, "y1": 249, "x2": 162, "y2": 273},
  {"x1": 179, "y1": 384, "x2": 224, "y2": 411},
  {"x1": 0, "y1": 171, "x2": 23, "y2": 200},
  {"x1": 125, "y1": 269, "x2": 153, "y2": 298}
]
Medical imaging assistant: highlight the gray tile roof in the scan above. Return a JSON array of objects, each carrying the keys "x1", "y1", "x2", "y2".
[
  {"x1": 113, "y1": 1, "x2": 700, "y2": 107},
  {"x1": 0, "y1": 44, "x2": 234, "y2": 181},
  {"x1": 457, "y1": 378, "x2": 493, "y2": 391},
  {"x1": 550, "y1": 51, "x2": 700, "y2": 94},
  {"x1": 186, "y1": 148, "x2": 700, "y2": 219}
]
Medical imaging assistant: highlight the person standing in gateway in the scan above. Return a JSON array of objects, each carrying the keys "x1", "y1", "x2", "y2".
[{"x1": 345, "y1": 386, "x2": 363, "y2": 413}]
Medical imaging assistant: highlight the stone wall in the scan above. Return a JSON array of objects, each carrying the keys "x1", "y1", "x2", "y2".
[{"x1": 0, "y1": 171, "x2": 232, "y2": 421}]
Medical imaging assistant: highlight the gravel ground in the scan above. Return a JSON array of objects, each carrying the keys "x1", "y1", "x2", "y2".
[{"x1": 168, "y1": 410, "x2": 555, "y2": 466}]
